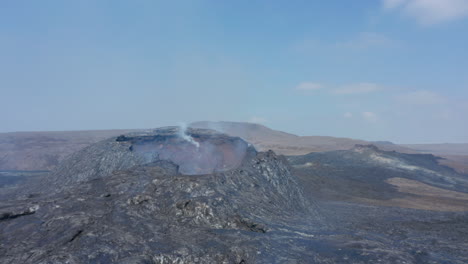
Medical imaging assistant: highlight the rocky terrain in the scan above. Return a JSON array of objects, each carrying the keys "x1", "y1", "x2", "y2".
[
  {"x1": 288, "y1": 145, "x2": 468, "y2": 211},
  {"x1": 1, "y1": 122, "x2": 467, "y2": 174},
  {"x1": 0, "y1": 129, "x2": 139, "y2": 171},
  {"x1": 190, "y1": 121, "x2": 390, "y2": 155},
  {"x1": 0, "y1": 128, "x2": 318, "y2": 263},
  {"x1": 191, "y1": 122, "x2": 468, "y2": 175},
  {"x1": 402, "y1": 143, "x2": 468, "y2": 174},
  {"x1": 192, "y1": 122, "x2": 468, "y2": 173},
  {"x1": 1, "y1": 127, "x2": 468, "y2": 263}
]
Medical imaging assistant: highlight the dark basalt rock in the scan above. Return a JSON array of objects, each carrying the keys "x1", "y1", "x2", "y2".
[
  {"x1": 45, "y1": 127, "x2": 253, "y2": 192},
  {"x1": 290, "y1": 144, "x2": 468, "y2": 194},
  {"x1": 0, "y1": 204, "x2": 39, "y2": 221},
  {"x1": 352, "y1": 144, "x2": 381, "y2": 152},
  {"x1": 2, "y1": 131, "x2": 468, "y2": 263},
  {"x1": 0, "y1": 144, "x2": 325, "y2": 263}
]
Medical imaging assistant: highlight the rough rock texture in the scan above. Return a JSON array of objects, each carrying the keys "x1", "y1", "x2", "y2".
[
  {"x1": 288, "y1": 144, "x2": 468, "y2": 213},
  {"x1": 0, "y1": 129, "x2": 139, "y2": 171},
  {"x1": 289, "y1": 144, "x2": 468, "y2": 195},
  {"x1": 0, "y1": 128, "x2": 321, "y2": 263},
  {"x1": 2, "y1": 121, "x2": 467, "y2": 174},
  {"x1": 46, "y1": 127, "x2": 250, "y2": 192},
  {"x1": 0, "y1": 146, "x2": 324, "y2": 263},
  {"x1": 2, "y1": 132, "x2": 468, "y2": 263}
]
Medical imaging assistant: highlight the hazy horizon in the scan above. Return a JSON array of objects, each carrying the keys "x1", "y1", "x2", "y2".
[
  {"x1": 2, "y1": 1, "x2": 468, "y2": 144},
  {"x1": 2, "y1": 120, "x2": 468, "y2": 145}
]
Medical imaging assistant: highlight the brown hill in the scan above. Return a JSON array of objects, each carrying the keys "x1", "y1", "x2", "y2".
[
  {"x1": 190, "y1": 121, "x2": 415, "y2": 155},
  {"x1": 402, "y1": 143, "x2": 468, "y2": 156},
  {"x1": 0, "y1": 122, "x2": 465, "y2": 172},
  {"x1": 402, "y1": 143, "x2": 468, "y2": 174}
]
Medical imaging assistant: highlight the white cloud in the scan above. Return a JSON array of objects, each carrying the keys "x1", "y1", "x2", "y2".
[
  {"x1": 383, "y1": 0, "x2": 468, "y2": 25},
  {"x1": 344, "y1": 112, "x2": 353, "y2": 118},
  {"x1": 296, "y1": 82, "x2": 323, "y2": 91},
  {"x1": 333, "y1": 83, "x2": 383, "y2": 95},
  {"x1": 396, "y1": 90, "x2": 447, "y2": 105},
  {"x1": 362, "y1": 112, "x2": 379, "y2": 122},
  {"x1": 248, "y1": 116, "x2": 268, "y2": 124}
]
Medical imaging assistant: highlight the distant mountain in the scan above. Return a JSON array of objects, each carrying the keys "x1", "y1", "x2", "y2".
[
  {"x1": 190, "y1": 122, "x2": 468, "y2": 173},
  {"x1": 371, "y1": 141, "x2": 395, "y2": 145},
  {"x1": 402, "y1": 143, "x2": 468, "y2": 156},
  {"x1": 3, "y1": 122, "x2": 382, "y2": 171},
  {"x1": 401, "y1": 144, "x2": 468, "y2": 174},
  {"x1": 0, "y1": 121, "x2": 465, "y2": 172},
  {"x1": 190, "y1": 121, "x2": 415, "y2": 155}
]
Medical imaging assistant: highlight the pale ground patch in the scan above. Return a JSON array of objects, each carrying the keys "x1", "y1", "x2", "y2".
[
  {"x1": 357, "y1": 177, "x2": 468, "y2": 212},
  {"x1": 292, "y1": 162, "x2": 317, "y2": 168},
  {"x1": 369, "y1": 153, "x2": 441, "y2": 175}
]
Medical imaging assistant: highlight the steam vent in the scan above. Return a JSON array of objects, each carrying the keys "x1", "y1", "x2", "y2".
[
  {"x1": 48, "y1": 127, "x2": 256, "y2": 189},
  {"x1": 4, "y1": 126, "x2": 320, "y2": 263},
  {"x1": 117, "y1": 127, "x2": 249, "y2": 175}
]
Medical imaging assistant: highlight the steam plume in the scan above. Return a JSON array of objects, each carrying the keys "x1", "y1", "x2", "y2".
[{"x1": 178, "y1": 123, "x2": 200, "y2": 148}]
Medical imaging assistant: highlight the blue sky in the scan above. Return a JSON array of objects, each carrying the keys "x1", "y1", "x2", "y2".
[{"x1": 1, "y1": 0, "x2": 467, "y2": 143}]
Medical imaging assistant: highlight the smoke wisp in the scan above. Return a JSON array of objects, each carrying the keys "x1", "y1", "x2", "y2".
[
  {"x1": 178, "y1": 123, "x2": 200, "y2": 148},
  {"x1": 129, "y1": 127, "x2": 249, "y2": 175}
]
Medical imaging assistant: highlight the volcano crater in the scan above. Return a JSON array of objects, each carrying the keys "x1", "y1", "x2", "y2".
[{"x1": 118, "y1": 128, "x2": 250, "y2": 175}]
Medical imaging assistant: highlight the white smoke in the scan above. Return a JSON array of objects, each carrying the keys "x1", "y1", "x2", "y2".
[{"x1": 178, "y1": 123, "x2": 200, "y2": 148}]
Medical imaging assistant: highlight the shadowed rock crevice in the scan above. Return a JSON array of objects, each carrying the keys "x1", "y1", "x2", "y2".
[
  {"x1": 68, "y1": 229, "x2": 83, "y2": 243},
  {"x1": 0, "y1": 205, "x2": 38, "y2": 221}
]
